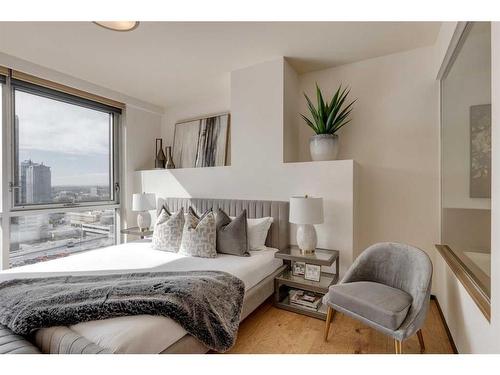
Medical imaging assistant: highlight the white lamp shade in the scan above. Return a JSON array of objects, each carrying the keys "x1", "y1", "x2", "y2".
[
  {"x1": 289, "y1": 196, "x2": 324, "y2": 224},
  {"x1": 132, "y1": 193, "x2": 156, "y2": 211}
]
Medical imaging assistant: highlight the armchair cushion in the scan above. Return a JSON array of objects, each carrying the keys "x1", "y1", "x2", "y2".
[{"x1": 327, "y1": 281, "x2": 413, "y2": 330}]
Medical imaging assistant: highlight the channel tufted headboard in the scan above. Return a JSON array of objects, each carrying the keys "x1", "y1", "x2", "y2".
[{"x1": 157, "y1": 197, "x2": 290, "y2": 251}]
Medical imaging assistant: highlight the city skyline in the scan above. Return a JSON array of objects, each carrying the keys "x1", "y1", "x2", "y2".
[
  {"x1": 16, "y1": 158, "x2": 111, "y2": 205},
  {"x1": 16, "y1": 90, "x2": 112, "y2": 186}
]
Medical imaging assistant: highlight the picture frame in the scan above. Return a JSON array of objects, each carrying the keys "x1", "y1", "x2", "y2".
[
  {"x1": 292, "y1": 261, "x2": 305, "y2": 276},
  {"x1": 172, "y1": 112, "x2": 230, "y2": 169},
  {"x1": 304, "y1": 263, "x2": 321, "y2": 282}
]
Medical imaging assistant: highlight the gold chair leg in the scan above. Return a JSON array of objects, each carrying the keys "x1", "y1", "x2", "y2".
[
  {"x1": 324, "y1": 306, "x2": 334, "y2": 341},
  {"x1": 394, "y1": 339, "x2": 403, "y2": 354},
  {"x1": 417, "y1": 329, "x2": 425, "y2": 353}
]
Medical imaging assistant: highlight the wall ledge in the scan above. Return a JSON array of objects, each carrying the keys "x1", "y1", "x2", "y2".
[
  {"x1": 137, "y1": 159, "x2": 356, "y2": 173},
  {"x1": 435, "y1": 244, "x2": 491, "y2": 321}
]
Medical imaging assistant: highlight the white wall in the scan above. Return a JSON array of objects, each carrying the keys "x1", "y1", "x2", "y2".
[
  {"x1": 433, "y1": 254, "x2": 494, "y2": 352},
  {"x1": 139, "y1": 58, "x2": 357, "y2": 275},
  {"x1": 295, "y1": 47, "x2": 440, "y2": 258},
  {"x1": 231, "y1": 59, "x2": 285, "y2": 168},
  {"x1": 122, "y1": 107, "x2": 162, "y2": 229},
  {"x1": 160, "y1": 47, "x2": 441, "y2": 260},
  {"x1": 283, "y1": 59, "x2": 300, "y2": 163},
  {"x1": 161, "y1": 94, "x2": 230, "y2": 146}
]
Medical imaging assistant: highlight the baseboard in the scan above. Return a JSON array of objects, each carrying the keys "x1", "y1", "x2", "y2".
[{"x1": 430, "y1": 294, "x2": 459, "y2": 354}]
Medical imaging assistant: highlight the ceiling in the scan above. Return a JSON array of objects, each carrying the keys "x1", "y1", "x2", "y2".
[{"x1": 0, "y1": 22, "x2": 441, "y2": 108}]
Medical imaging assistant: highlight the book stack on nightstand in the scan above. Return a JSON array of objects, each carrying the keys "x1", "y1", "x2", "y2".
[
  {"x1": 289, "y1": 290, "x2": 322, "y2": 311},
  {"x1": 274, "y1": 246, "x2": 339, "y2": 320}
]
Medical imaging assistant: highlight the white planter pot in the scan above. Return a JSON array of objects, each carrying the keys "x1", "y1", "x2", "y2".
[{"x1": 309, "y1": 134, "x2": 339, "y2": 161}]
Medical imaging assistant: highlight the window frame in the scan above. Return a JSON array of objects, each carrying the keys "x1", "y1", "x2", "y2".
[
  {"x1": 9, "y1": 82, "x2": 121, "y2": 211},
  {"x1": 1, "y1": 81, "x2": 8, "y2": 269},
  {"x1": 1, "y1": 74, "x2": 122, "y2": 270}
]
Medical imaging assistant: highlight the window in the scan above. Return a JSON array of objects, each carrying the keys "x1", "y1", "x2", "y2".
[
  {"x1": 12, "y1": 86, "x2": 118, "y2": 208},
  {"x1": 0, "y1": 69, "x2": 122, "y2": 269},
  {"x1": 9, "y1": 209, "x2": 115, "y2": 268}
]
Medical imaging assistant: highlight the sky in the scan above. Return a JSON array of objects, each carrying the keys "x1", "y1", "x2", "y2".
[{"x1": 16, "y1": 90, "x2": 111, "y2": 186}]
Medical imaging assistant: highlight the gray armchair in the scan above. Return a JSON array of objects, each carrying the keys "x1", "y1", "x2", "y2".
[{"x1": 323, "y1": 242, "x2": 432, "y2": 354}]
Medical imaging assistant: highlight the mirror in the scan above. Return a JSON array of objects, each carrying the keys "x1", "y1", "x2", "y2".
[{"x1": 441, "y1": 22, "x2": 491, "y2": 297}]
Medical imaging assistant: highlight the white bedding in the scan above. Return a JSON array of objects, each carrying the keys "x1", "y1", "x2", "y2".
[{"x1": 0, "y1": 241, "x2": 283, "y2": 353}]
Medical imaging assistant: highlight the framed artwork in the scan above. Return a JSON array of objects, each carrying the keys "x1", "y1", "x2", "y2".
[
  {"x1": 292, "y1": 261, "x2": 305, "y2": 277},
  {"x1": 172, "y1": 113, "x2": 230, "y2": 168},
  {"x1": 470, "y1": 104, "x2": 491, "y2": 198},
  {"x1": 304, "y1": 264, "x2": 321, "y2": 282}
]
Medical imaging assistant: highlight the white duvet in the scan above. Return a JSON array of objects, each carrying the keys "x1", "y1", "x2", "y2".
[{"x1": 0, "y1": 241, "x2": 283, "y2": 353}]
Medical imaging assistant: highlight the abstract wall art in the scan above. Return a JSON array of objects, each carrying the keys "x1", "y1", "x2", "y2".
[
  {"x1": 172, "y1": 113, "x2": 230, "y2": 168},
  {"x1": 470, "y1": 104, "x2": 491, "y2": 198}
]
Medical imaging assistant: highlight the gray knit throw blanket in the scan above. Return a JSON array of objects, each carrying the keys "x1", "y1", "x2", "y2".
[{"x1": 0, "y1": 270, "x2": 245, "y2": 352}]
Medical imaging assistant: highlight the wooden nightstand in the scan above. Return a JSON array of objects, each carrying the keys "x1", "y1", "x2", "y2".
[
  {"x1": 274, "y1": 246, "x2": 339, "y2": 320},
  {"x1": 121, "y1": 227, "x2": 153, "y2": 240}
]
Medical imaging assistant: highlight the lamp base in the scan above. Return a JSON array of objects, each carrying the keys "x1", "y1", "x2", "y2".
[
  {"x1": 137, "y1": 211, "x2": 151, "y2": 231},
  {"x1": 297, "y1": 224, "x2": 317, "y2": 254}
]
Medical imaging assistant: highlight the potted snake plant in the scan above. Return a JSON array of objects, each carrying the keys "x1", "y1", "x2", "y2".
[{"x1": 301, "y1": 84, "x2": 356, "y2": 161}]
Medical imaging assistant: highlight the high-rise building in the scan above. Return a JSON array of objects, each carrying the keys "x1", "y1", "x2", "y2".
[
  {"x1": 14, "y1": 116, "x2": 52, "y2": 205},
  {"x1": 21, "y1": 160, "x2": 52, "y2": 204}
]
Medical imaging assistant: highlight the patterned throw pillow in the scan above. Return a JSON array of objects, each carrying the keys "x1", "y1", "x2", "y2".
[
  {"x1": 179, "y1": 208, "x2": 217, "y2": 258},
  {"x1": 152, "y1": 207, "x2": 185, "y2": 252}
]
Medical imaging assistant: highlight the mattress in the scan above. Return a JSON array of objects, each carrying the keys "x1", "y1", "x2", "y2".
[{"x1": 0, "y1": 242, "x2": 283, "y2": 353}]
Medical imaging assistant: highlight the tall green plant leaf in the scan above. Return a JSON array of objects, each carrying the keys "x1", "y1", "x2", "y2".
[
  {"x1": 331, "y1": 100, "x2": 356, "y2": 132},
  {"x1": 300, "y1": 114, "x2": 318, "y2": 133},
  {"x1": 327, "y1": 85, "x2": 342, "y2": 113},
  {"x1": 301, "y1": 83, "x2": 356, "y2": 135},
  {"x1": 328, "y1": 88, "x2": 350, "y2": 133},
  {"x1": 304, "y1": 93, "x2": 320, "y2": 126},
  {"x1": 316, "y1": 84, "x2": 326, "y2": 133}
]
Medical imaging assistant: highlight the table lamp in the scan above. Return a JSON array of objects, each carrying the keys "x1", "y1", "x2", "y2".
[
  {"x1": 132, "y1": 193, "x2": 156, "y2": 231},
  {"x1": 289, "y1": 196, "x2": 324, "y2": 254}
]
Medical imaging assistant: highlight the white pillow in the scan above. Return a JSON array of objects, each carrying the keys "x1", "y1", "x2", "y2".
[{"x1": 246, "y1": 217, "x2": 274, "y2": 251}]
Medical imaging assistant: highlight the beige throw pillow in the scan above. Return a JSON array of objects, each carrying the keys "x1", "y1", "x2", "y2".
[
  {"x1": 179, "y1": 208, "x2": 217, "y2": 258},
  {"x1": 152, "y1": 207, "x2": 185, "y2": 252}
]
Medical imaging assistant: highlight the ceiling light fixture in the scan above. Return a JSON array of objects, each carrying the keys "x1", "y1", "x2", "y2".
[{"x1": 94, "y1": 21, "x2": 139, "y2": 32}]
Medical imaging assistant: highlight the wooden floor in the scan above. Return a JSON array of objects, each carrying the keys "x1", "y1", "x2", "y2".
[{"x1": 226, "y1": 299, "x2": 455, "y2": 354}]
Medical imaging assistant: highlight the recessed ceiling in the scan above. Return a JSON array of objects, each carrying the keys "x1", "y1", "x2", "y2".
[{"x1": 0, "y1": 22, "x2": 441, "y2": 108}]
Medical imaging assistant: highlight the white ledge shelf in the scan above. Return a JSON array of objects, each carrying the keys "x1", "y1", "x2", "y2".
[{"x1": 137, "y1": 159, "x2": 355, "y2": 173}]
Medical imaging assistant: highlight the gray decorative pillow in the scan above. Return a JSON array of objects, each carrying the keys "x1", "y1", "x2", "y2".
[
  {"x1": 152, "y1": 207, "x2": 185, "y2": 252},
  {"x1": 179, "y1": 208, "x2": 217, "y2": 258},
  {"x1": 216, "y1": 209, "x2": 249, "y2": 257}
]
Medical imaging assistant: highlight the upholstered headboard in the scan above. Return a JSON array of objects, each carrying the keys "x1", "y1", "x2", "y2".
[{"x1": 157, "y1": 197, "x2": 290, "y2": 251}]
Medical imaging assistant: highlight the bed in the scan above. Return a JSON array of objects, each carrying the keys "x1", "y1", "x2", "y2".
[{"x1": 0, "y1": 198, "x2": 289, "y2": 354}]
